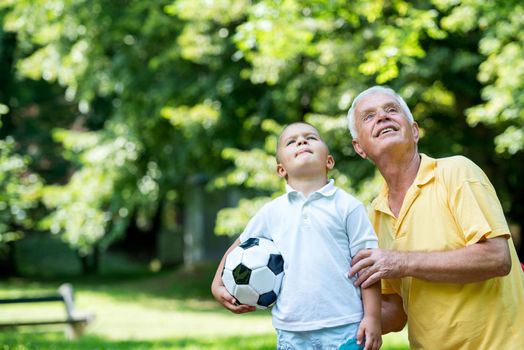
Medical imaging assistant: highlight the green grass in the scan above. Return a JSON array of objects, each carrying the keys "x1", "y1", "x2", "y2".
[
  {"x1": 0, "y1": 332, "x2": 277, "y2": 350},
  {"x1": 0, "y1": 236, "x2": 409, "y2": 349}
]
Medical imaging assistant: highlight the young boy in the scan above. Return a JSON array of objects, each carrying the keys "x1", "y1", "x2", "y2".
[{"x1": 211, "y1": 122, "x2": 382, "y2": 350}]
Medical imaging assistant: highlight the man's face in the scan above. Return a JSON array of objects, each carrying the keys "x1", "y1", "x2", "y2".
[
  {"x1": 352, "y1": 92, "x2": 419, "y2": 160},
  {"x1": 276, "y1": 123, "x2": 334, "y2": 179}
]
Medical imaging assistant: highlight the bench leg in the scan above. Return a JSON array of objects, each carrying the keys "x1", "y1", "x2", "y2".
[{"x1": 65, "y1": 322, "x2": 87, "y2": 340}]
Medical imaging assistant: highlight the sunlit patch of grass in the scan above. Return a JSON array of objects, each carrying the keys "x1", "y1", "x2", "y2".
[
  {"x1": 383, "y1": 329, "x2": 410, "y2": 350},
  {"x1": 0, "y1": 331, "x2": 277, "y2": 350},
  {"x1": 0, "y1": 236, "x2": 409, "y2": 349}
]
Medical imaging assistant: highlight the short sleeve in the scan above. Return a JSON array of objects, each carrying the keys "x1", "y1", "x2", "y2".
[
  {"x1": 451, "y1": 180, "x2": 510, "y2": 245},
  {"x1": 238, "y1": 205, "x2": 272, "y2": 243},
  {"x1": 347, "y1": 204, "x2": 379, "y2": 257},
  {"x1": 381, "y1": 279, "x2": 398, "y2": 295}
]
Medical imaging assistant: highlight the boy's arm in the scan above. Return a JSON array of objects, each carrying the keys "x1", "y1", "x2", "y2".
[
  {"x1": 211, "y1": 238, "x2": 256, "y2": 314},
  {"x1": 357, "y1": 280, "x2": 382, "y2": 350}
]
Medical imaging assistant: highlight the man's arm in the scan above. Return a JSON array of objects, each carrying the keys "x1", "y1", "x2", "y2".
[
  {"x1": 350, "y1": 236, "x2": 511, "y2": 288},
  {"x1": 211, "y1": 238, "x2": 256, "y2": 314},
  {"x1": 381, "y1": 293, "x2": 406, "y2": 334}
]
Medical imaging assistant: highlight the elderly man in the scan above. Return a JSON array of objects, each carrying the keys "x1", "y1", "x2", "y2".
[{"x1": 347, "y1": 86, "x2": 524, "y2": 349}]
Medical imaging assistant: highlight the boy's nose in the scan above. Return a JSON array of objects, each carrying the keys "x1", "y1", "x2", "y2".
[{"x1": 297, "y1": 138, "x2": 308, "y2": 145}]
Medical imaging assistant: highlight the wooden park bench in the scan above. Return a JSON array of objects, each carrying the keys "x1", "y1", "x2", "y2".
[{"x1": 0, "y1": 283, "x2": 95, "y2": 339}]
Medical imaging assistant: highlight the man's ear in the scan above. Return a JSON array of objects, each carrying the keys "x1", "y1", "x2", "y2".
[
  {"x1": 352, "y1": 139, "x2": 367, "y2": 159},
  {"x1": 276, "y1": 163, "x2": 287, "y2": 178},
  {"x1": 411, "y1": 122, "x2": 420, "y2": 143},
  {"x1": 326, "y1": 155, "x2": 335, "y2": 170}
]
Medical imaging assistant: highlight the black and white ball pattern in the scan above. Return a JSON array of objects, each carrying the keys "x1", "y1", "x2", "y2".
[{"x1": 222, "y1": 237, "x2": 284, "y2": 309}]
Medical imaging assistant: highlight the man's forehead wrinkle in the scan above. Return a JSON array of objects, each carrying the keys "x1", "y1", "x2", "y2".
[{"x1": 358, "y1": 101, "x2": 399, "y2": 116}]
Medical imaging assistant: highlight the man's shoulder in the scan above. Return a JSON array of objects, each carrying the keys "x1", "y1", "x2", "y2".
[
  {"x1": 436, "y1": 154, "x2": 476, "y2": 168},
  {"x1": 434, "y1": 154, "x2": 488, "y2": 184}
]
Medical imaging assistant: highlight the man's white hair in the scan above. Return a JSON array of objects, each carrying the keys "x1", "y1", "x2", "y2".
[{"x1": 347, "y1": 86, "x2": 414, "y2": 139}]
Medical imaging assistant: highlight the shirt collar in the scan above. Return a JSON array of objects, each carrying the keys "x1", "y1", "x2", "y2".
[
  {"x1": 373, "y1": 153, "x2": 436, "y2": 212},
  {"x1": 286, "y1": 179, "x2": 337, "y2": 199},
  {"x1": 415, "y1": 153, "x2": 436, "y2": 187}
]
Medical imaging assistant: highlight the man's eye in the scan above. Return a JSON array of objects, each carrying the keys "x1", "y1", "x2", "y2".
[
  {"x1": 387, "y1": 106, "x2": 398, "y2": 113},
  {"x1": 363, "y1": 113, "x2": 374, "y2": 122}
]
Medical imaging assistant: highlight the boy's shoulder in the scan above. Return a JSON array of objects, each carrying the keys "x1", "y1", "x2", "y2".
[
  {"x1": 333, "y1": 186, "x2": 363, "y2": 202},
  {"x1": 258, "y1": 192, "x2": 290, "y2": 212},
  {"x1": 331, "y1": 186, "x2": 366, "y2": 213}
]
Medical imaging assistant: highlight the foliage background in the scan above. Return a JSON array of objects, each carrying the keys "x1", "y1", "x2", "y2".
[{"x1": 0, "y1": 0, "x2": 523, "y2": 265}]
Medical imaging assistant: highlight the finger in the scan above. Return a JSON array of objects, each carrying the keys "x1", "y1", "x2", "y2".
[
  {"x1": 360, "y1": 271, "x2": 382, "y2": 289},
  {"x1": 222, "y1": 295, "x2": 237, "y2": 307},
  {"x1": 225, "y1": 298, "x2": 256, "y2": 313},
  {"x1": 349, "y1": 257, "x2": 373, "y2": 277},
  {"x1": 353, "y1": 266, "x2": 373, "y2": 286},
  {"x1": 370, "y1": 337, "x2": 381, "y2": 350},
  {"x1": 223, "y1": 299, "x2": 238, "y2": 312},
  {"x1": 356, "y1": 325, "x2": 364, "y2": 345},
  {"x1": 363, "y1": 333, "x2": 379, "y2": 350},
  {"x1": 363, "y1": 334, "x2": 377, "y2": 350},
  {"x1": 351, "y1": 249, "x2": 371, "y2": 265},
  {"x1": 353, "y1": 265, "x2": 375, "y2": 287},
  {"x1": 234, "y1": 304, "x2": 256, "y2": 313}
]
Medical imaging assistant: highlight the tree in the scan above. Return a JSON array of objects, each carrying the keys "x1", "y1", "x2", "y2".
[
  {"x1": 1, "y1": 0, "x2": 522, "y2": 267},
  {"x1": 0, "y1": 136, "x2": 43, "y2": 276}
]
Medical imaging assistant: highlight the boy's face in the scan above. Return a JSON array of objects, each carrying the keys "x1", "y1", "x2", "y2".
[{"x1": 276, "y1": 123, "x2": 334, "y2": 179}]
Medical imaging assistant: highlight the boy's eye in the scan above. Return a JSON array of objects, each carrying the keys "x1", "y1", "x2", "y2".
[
  {"x1": 307, "y1": 136, "x2": 318, "y2": 140},
  {"x1": 286, "y1": 140, "x2": 295, "y2": 146}
]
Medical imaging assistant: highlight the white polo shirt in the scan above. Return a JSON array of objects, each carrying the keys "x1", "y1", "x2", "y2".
[{"x1": 239, "y1": 180, "x2": 378, "y2": 331}]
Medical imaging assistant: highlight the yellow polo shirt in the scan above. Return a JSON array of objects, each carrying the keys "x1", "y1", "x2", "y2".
[{"x1": 370, "y1": 154, "x2": 524, "y2": 349}]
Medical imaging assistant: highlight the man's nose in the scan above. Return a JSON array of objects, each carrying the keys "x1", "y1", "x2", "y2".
[{"x1": 376, "y1": 108, "x2": 388, "y2": 121}]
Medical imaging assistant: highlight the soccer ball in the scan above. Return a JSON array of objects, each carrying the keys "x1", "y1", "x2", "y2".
[{"x1": 222, "y1": 237, "x2": 284, "y2": 309}]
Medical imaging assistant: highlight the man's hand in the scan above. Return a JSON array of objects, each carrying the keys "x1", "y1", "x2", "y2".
[
  {"x1": 349, "y1": 249, "x2": 407, "y2": 288},
  {"x1": 350, "y1": 238, "x2": 511, "y2": 287},
  {"x1": 211, "y1": 284, "x2": 256, "y2": 314}
]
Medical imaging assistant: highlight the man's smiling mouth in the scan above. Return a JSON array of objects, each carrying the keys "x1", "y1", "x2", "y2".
[{"x1": 375, "y1": 126, "x2": 397, "y2": 137}]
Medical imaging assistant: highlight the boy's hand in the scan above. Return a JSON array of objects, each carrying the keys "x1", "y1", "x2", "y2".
[
  {"x1": 356, "y1": 315, "x2": 382, "y2": 350},
  {"x1": 212, "y1": 284, "x2": 256, "y2": 314}
]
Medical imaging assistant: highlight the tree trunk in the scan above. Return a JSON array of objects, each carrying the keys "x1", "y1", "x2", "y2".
[
  {"x1": 0, "y1": 241, "x2": 18, "y2": 277},
  {"x1": 79, "y1": 244, "x2": 99, "y2": 275}
]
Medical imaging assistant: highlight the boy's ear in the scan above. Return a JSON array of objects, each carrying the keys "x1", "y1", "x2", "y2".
[
  {"x1": 276, "y1": 163, "x2": 287, "y2": 178},
  {"x1": 326, "y1": 155, "x2": 335, "y2": 170},
  {"x1": 352, "y1": 139, "x2": 367, "y2": 159}
]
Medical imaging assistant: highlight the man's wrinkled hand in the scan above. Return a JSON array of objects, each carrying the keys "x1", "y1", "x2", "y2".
[{"x1": 349, "y1": 249, "x2": 408, "y2": 288}]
